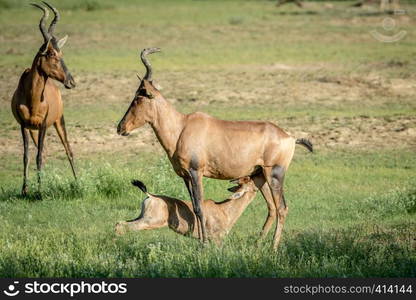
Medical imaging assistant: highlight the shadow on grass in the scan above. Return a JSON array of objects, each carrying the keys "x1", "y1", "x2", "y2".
[
  {"x1": 0, "y1": 181, "x2": 84, "y2": 202},
  {"x1": 273, "y1": 10, "x2": 319, "y2": 16},
  {"x1": 0, "y1": 164, "x2": 137, "y2": 202},
  {"x1": 358, "y1": 10, "x2": 400, "y2": 17}
]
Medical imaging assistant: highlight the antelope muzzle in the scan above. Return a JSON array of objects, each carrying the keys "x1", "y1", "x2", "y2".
[
  {"x1": 64, "y1": 73, "x2": 76, "y2": 89},
  {"x1": 61, "y1": 59, "x2": 76, "y2": 89},
  {"x1": 117, "y1": 120, "x2": 129, "y2": 136}
]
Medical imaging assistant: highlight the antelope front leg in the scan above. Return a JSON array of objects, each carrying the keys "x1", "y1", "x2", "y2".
[
  {"x1": 36, "y1": 121, "x2": 47, "y2": 193},
  {"x1": 20, "y1": 126, "x2": 30, "y2": 196},
  {"x1": 188, "y1": 168, "x2": 207, "y2": 243},
  {"x1": 183, "y1": 177, "x2": 200, "y2": 239}
]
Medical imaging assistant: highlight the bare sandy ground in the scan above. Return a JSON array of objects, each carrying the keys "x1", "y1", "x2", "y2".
[{"x1": 1, "y1": 65, "x2": 415, "y2": 160}]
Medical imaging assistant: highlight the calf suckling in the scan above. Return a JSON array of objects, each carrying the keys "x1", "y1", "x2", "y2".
[{"x1": 115, "y1": 176, "x2": 262, "y2": 243}]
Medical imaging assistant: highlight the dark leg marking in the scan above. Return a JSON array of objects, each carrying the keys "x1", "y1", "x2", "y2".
[
  {"x1": 271, "y1": 165, "x2": 286, "y2": 208},
  {"x1": 21, "y1": 126, "x2": 29, "y2": 196},
  {"x1": 189, "y1": 168, "x2": 207, "y2": 242},
  {"x1": 36, "y1": 120, "x2": 47, "y2": 190},
  {"x1": 183, "y1": 177, "x2": 196, "y2": 235},
  {"x1": 190, "y1": 154, "x2": 199, "y2": 170}
]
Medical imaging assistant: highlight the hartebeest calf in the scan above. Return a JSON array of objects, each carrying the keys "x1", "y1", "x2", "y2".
[
  {"x1": 115, "y1": 176, "x2": 259, "y2": 243},
  {"x1": 11, "y1": 2, "x2": 76, "y2": 196},
  {"x1": 117, "y1": 48, "x2": 312, "y2": 249}
]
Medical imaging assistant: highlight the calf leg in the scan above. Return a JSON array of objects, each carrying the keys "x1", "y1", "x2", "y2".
[
  {"x1": 115, "y1": 218, "x2": 166, "y2": 235},
  {"x1": 115, "y1": 198, "x2": 168, "y2": 235}
]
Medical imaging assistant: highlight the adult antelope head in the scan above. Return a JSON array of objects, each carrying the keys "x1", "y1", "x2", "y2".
[
  {"x1": 117, "y1": 48, "x2": 161, "y2": 136},
  {"x1": 31, "y1": 2, "x2": 75, "y2": 89}
]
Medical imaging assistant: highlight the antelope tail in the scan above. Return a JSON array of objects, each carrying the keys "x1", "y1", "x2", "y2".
[
  {"x1": 296, "y1": 138, "x2": 313, "y2": 153},
  {"x1": 131, "y1": 179, "x2": 147, "y2": 193}
]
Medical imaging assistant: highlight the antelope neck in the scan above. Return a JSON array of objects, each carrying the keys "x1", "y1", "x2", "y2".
[{"x1": 150, "y1": 98, "x2": 185, "y2": 158}]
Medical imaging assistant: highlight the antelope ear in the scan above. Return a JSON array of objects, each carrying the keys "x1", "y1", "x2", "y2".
[
  {"x1": 40, "y1": 38, "x2": 52, "y2": 56},
  {"x1": 152, "y1": 80, "x2": 163, "y2": 91},
  {"x1": 143, "y1": 80, "x2": 157, "y2": 99},
  {"x1": 57, "y1": 35, "x2": 68, "y2": 49}
]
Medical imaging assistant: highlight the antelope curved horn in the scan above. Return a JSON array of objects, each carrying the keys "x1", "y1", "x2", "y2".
[
  {"x1": 31, "y1": 3, "x2": 50, "y2": 42},
  {"x1": 42, "y1": 1, "x2": 60, "y2": 36},
  {"x1": 140, "y1": 47, "x2": 161, "y2": 81}
]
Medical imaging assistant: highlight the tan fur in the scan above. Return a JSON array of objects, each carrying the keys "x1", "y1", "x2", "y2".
[{"x1": 115, "y1": 177, "x2": 259, "y2": 243}]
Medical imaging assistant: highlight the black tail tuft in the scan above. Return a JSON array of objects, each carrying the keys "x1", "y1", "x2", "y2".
[
  {"x1": 296, "y1": 138, "x2": 313, "y2": 153},
  {"x1": 131, "y1": 179, "x2": 147, "y2": 193}
]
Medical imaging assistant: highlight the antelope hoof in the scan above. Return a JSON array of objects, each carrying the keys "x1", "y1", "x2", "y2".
[
  {"x1": 21, "y1": 185, "x2": 28, "y2": 197},
  {"x1": 34, "y1": 191, "x2": 43, "y2": 200}
]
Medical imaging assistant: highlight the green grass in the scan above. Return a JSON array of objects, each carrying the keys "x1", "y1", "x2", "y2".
[
  {"x1": 0, "y1": 0, "x2": 415, "y2": 277},
  {"x1": 1, "y1": 1, "x2": 415, "y2": 71},
  {"x1": 0, "y1": 151, "x2": 415, "y2": 277}
]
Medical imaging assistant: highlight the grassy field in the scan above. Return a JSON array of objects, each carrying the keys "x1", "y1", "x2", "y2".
[{"x1": 0, "y1": 0, "x2": 415, "y2": 277}]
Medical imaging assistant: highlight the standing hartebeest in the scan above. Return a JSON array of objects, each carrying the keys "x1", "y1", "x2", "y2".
[
  {"x1": 115, "y1": 176, "x2": 260, "y2": 243},
  {"x1": 11, "y1": 2, "x2": 76, "y2": 196},
  {"x1": 117, "y1": 48, "x2": 312, "y2": 249}
]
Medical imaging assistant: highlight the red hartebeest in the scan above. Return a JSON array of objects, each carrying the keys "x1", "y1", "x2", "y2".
[
  {"x1": 11, "y1": 2, "x2": 76, "y2": 196},
  {"x1": 116, "y1": 176, "x2": 260, "y2": 244},
  {"x1": 117, "y1": 48, "x2": 313, "y2": 249}
]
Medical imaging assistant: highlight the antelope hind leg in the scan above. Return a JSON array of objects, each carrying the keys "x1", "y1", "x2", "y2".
[
  {"x1": 255, "y1": 175, "x2": 277, "y2": 238},
  {"x1": 115, "y1": 219, "x2": 159, "y2": 235},
  {"x1": 54, "y1": 115, "x2": 76, "y2": 179},
  {"x1": 263, "y1": 165, "x2": 288, "y2": 250}
]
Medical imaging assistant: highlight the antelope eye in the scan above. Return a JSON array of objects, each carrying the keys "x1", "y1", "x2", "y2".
[{"x1": 138, "y1": 89, "x2": 148, "y2": 97}]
